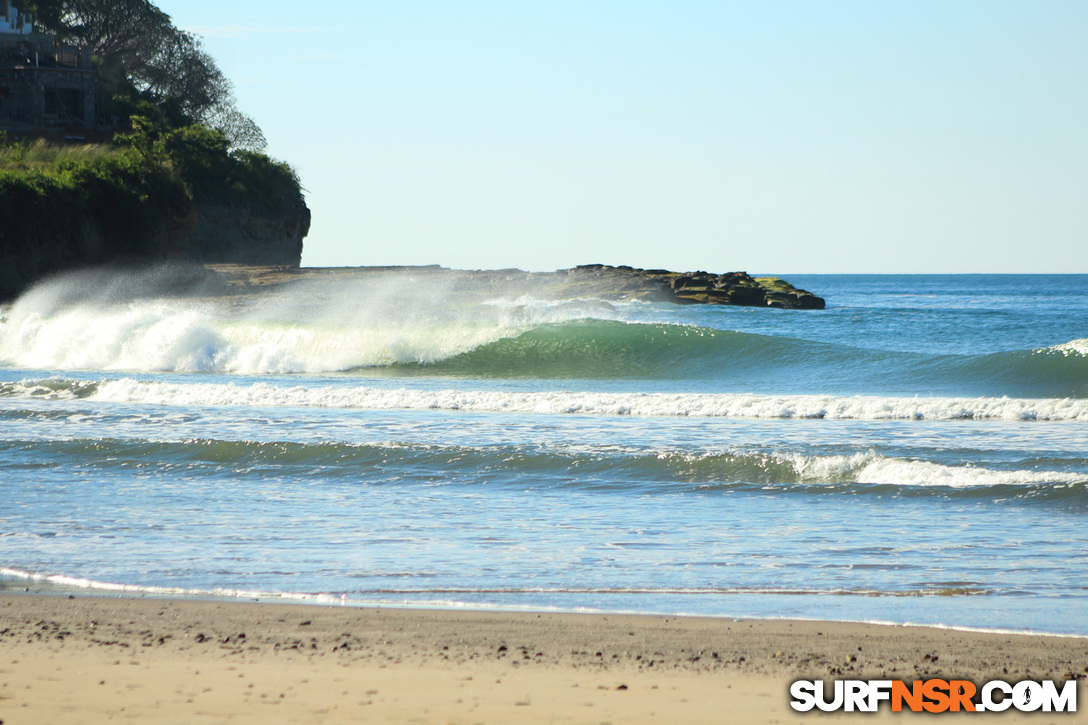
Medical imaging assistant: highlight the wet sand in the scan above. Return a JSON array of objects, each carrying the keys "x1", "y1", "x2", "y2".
[{"x1": 1, "y1": 594, "x2": 1085, "y2": 723}]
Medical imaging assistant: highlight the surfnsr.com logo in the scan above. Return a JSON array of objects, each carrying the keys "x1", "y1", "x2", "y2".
[{"x1": 790, "y1": 679, "x2": 1077, "y2": 713}]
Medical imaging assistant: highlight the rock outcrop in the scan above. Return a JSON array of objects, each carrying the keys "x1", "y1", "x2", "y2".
[
  {"x1": 188, "y1": 204, "x2": 309, "y2": 266},
  {"x1": 557, "y1": 265, "x2": 825, "y2": 308},
  {"x1": 200, "y1": 263, "x2": 825, "y2": 310}
]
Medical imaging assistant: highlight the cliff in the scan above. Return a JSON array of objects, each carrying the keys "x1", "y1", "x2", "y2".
[
  {"x1": 0, "y1": 199, "x2": 309, "y2": 301},
  {"x1": 0, "y1": 130, "x2": 310, "y2": 301},
  {"x1": 188, "y1": 204, "x2": 309, "y2": 267}
]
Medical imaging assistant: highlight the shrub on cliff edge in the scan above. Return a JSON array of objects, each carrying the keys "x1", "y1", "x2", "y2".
[{"x1": 0, "y1": 118, "x2": 300, "y2": 270}]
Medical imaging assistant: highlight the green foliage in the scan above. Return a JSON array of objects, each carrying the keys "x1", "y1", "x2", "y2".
[
  {"x1": 1, "y1": 1, "x2": 302, "y2": 294},
  {"x1": 224, "y1": 150, "x2": 304, "y2": 212},
  {"x1": 0, "y1": 135, "x2": 190, "y2": 260},
  {"x1": 113, "y1": 115, "x2": 167, "y2": 166},
  {"x1": 0, "y1": 138, "x2": 119, "y2": 171},
  {"x1": 165, "y1": 129, "x2": 302, "y2": 212},
  {"x1": 0, "y1": 115, "x2": 303, "y2": 268},
  {"x1": 73, "y1": 151, "x2": 189, "y2": 247},
  {"x1": 113, "y1": 118, "x2": 303, "y2": 212}
]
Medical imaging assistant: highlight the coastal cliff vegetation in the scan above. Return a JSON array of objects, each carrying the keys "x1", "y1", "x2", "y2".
[{"x1": 0, "y1": 0, "x2": 309, "y2": 299}]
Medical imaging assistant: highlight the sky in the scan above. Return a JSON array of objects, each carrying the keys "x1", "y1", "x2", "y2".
[{"x1": 154, "y1": 0, "x2": 1088, "y2": 273}]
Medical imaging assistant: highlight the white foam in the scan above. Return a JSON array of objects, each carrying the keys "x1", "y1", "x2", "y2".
[
  {"x1": 5, "y1": 566, "x2": 1085, "y2": 636},
  {"x1": 8, "y1": 376, "x2": 1084, "y2": 423},
  {"x1": 65, "y1": 377, "x2": 1088, "y2": 422},
  {"x1": 770, "y1": 451, "x2": 1088, "y2": 488},
  {"x1": 0, "y1": 272, "x2": 619, "y2": 373},
  {"x1": 0, "y1": 299, "x2": 538, "y2": 373},
  {"x1": 0, "y1": 566, "x2": 343, "y2": 603},
  {"x1": 1049, "y1": 338, "x2": 1088, "y2": 356}
]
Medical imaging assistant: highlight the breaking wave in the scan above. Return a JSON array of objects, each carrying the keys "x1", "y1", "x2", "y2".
[
  {"x1": 4, "y1": 376, "x2": 1088, "y2": 421},
  {"x1": 1, "y1": 269, "x2": 1086, "y2": 397},
  {"x1": 1, "y1": 436, "x2": 1085, "y2": 501}
]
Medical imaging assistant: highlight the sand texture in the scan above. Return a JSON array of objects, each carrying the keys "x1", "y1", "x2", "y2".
[{"x1": 1, "y1": 594, "x2": 1085, "y2": 723}]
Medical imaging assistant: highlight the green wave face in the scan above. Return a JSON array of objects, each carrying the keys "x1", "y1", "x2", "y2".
[
  {"x1": 395, "y1": 319, "x2": 1088, "y2": 398},
  {"x1": 2, "y1": 436, "x2": 1085, "y2": 509},
  {"x1": 394, "y1": 320, "x2": 838, "y2": 379},
  {"x1": 3, "y1": 267, "x2": 1086, "y2": 396}
]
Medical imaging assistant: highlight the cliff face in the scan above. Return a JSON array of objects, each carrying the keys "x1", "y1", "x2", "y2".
[
  {"x1": 188, "y1": 203, "x2": 310, "y2": 266},
  {"x1": 0, "y1": 200, "x2": 309, "y2": 301},
  {"x1": 0, "y1": 125, "x2": 311, "y2": 301}
]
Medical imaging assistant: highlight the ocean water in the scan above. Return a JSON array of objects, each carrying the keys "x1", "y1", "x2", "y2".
[{"x1": 1, "y1": 270, "x2": 1087, "y2": 634}]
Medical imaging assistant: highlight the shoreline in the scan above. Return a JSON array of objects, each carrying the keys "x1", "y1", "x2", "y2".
[
  {"x1": 7, "y1": 571, "x2": 1087, "y2": 640},
  {"x1": 2, "y1": 594, "x2": 1085, "y2": 723},
  {"x1": 5, "y1": 573, "x2": 1088, "y2": 641}
]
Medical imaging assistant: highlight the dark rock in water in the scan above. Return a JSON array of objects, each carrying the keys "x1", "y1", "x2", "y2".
[{"x1": 559, "y1": 264, "x2": 824, "y2": 309}]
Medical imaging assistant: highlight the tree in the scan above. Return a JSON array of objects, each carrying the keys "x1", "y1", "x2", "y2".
[
  {"x1": 206, "y1": 102, "x2": 267, "y2": 154},
  {"x1": 136, "y1": 31, "x2": 226, "y2": 120},
  {"x1": 28, "y1": 0, "x2": 172, "y2": 73},
  {"x1": 135, "y1": 31, "x2": 266, "y2": 152},
  {"x1": 23, "y1": 0, "x2": 266, "y2": 151}
]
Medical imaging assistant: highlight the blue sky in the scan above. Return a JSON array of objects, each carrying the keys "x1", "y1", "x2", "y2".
[{"x1": 155, "y1": 1, "x2": 1087, "y2": 273}]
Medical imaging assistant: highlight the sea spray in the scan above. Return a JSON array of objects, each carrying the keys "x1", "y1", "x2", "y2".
[
  {"x1": 0, "y1": 266, "x2": 622, "y2": 373},
  {"x1": 4, "y1": 269, "x2": 1087, "y2": 399}
]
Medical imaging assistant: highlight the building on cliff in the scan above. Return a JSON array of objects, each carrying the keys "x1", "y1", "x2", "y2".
[{"x1": 0, "y1": 1, "x2": 96, "y2": 131}]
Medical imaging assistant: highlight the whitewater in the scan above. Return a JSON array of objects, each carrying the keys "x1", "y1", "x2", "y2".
[{"x1": 2, "y1": 270, "x2": 1087, "y2": 634}]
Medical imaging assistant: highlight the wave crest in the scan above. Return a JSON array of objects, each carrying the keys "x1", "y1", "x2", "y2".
[
  {"x1": 2, "y1": 270, "x2": 1086, "y2": 398},
  {"x1": 6, "y1": 377, "x2": 1088, "y2": 421},
  {"x1": 1048, "y1": 338, "x2": 1088, "y2": 357},
  {"x1": 2, "y1": 435, "x2": 1086, "y2": 493},
  {"x1": 0, "y1": 271, "x2": 622, "y2": 373}
]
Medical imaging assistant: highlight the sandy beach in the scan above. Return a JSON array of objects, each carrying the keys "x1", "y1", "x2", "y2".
[{"x1": 0, "y1": 594, "x2": 1084, "y2": 723}]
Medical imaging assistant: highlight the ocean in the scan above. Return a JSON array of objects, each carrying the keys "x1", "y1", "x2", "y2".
[{"x1": 1, "y1": 271, "x2": 1086, "y2": 635}]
